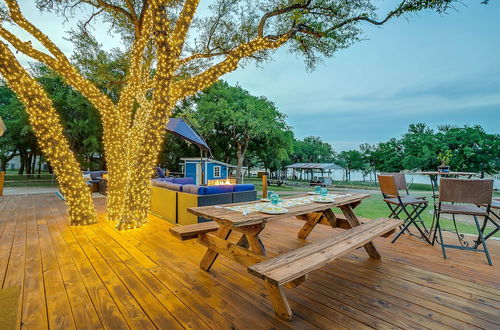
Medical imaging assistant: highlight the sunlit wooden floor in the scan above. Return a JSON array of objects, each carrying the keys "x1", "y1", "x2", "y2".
[{"x1": 0, "y1": 194, "x2": 499, "y2": 329}]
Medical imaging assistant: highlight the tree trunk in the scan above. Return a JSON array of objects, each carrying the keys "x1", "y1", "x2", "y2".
[
  {"x1": 236, "y1": 144, "x2": 244, "y2": 183},
  {"x1": 1, "y1": 151, "x2": 16, "y2": 172},
  {"x1": 31, "y1": 150, "x2": 37, "y2": 175},
  {"x1": 37, "y1": 155, "x2": 42, "y2": 178},
  {"x1": 0, "y1": 43, "x2": 96, "y2": 225},
  {"x1": 18, "y1": 149, "x2": 25, "y2": 174}
]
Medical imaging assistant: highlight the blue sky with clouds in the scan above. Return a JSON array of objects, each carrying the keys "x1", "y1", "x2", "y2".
[{"x1": 9, "y1": 1, "x2": 500, "y2": 151}]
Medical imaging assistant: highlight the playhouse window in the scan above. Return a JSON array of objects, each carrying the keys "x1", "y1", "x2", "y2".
[{"x1": 214, "y1": 166, "x2": 221, "y2": 178}]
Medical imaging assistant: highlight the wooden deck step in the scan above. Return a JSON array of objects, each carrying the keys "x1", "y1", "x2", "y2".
[
  {"x1": 248, "y1": 218, "x2": 402, "y2": 286},
  {"x1": 169, "y1": 221, "x2": 219, "y2": 240}
]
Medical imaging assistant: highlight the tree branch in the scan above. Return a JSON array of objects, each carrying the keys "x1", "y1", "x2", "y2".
[
  {"x1": 177, "y1": 50, "x2": 229, "y2": 67},
  {"x1": 169, "y1": 0, "x2": 201, "y2": 56},
  {"x1": 93, "y1": 0, "x2": 135, "y2": 23},
  {"x1": 0, "y1": 26, "x2": 58, "y2": 68},
  {"x1": 171, "y1": 34, "x2": 291, "y2": 101},
  {"x1": 258, "y1": 0, "x2": 312, "y2": 37},
  {"x1": 3, "y1": 0, "x2": 116, "y2": 115}
]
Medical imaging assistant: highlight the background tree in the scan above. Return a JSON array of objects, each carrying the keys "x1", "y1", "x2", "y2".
[
  {"x1": 292, "y1": 136, "x2": 335, "y2": 163},
  {"x1": 368, "y1": 139, "x2": 405, "y2": 174},
  {"x1": 0, "y1": 0, "x2": 473, "y2": 228},
  {"x1": 194, "y1": 81, "x2": 290, "y2": 179},
  {"x1": 0, "y1": 80, "x2": 40, "y2": 175},
  {"x1": 438, "y1": 125, "x2": 500, "y2": 176},
  {"x1": 250, "y1": 125, "x2": 294, "y2": 178},
  {"x1": 0, "y1": 82, "x2": 23, "y2": 171},
  {"x1": 401, "y1": 123, "x2": 443, "y2": 171},
  {"x1": 336, "y1": 149, "x2": 366, "y2": 181}
]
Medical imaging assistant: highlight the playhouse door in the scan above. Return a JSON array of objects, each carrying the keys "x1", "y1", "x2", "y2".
[{"x1": 196, "y1": 163, "x2": 202, "y2": 185}]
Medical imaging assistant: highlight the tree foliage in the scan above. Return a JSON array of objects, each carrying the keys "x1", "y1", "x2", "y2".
[
  {"x1": 292, "y1": 136, "x2": 335, "y2": 163},
  {"x1": 354, "y1": 123, "x2": 500, "y2": 179},
  {"x1": 336, "y1": 149, "x2": 365, "y2": 181},
  {"x1": 190, "y1": 81, "x2": 292, "y2": 177}
]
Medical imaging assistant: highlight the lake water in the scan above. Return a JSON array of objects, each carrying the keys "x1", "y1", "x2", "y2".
[{"x1": 311, "y1": 169, "x2": 500, "y2": 190}]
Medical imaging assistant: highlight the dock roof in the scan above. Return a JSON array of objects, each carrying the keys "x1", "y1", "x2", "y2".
[{"x1": 285, "y1": 162, "x2": 342, "y2": 170}]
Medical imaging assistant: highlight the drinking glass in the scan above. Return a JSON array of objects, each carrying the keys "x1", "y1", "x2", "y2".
[
  {"x1": 270, "y1": 193, "x2": 280, "y2": 205},
  {"x1": 320, "y1": 188, "x2": 328, "y2": 196},
  {"x1": 314, "y1": 186, "x2": 321, "y2": 194},
  {"x1": 267, "y1": 190, "x2": 274, "y2": 199}
]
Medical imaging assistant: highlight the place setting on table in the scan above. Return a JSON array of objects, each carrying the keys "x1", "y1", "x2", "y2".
[{"x1": 216, "y1": 186, "x2": 352, "y2": 216}]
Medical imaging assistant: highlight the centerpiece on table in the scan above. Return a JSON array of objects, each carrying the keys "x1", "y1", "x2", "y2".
[{"x1": 437, "y1": 150, "x2": 452, "y2": 173}]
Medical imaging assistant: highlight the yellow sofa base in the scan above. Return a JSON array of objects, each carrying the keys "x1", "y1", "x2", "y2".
[{"x1": 150, "y1": 186, "x2": 177, "y2": 224}]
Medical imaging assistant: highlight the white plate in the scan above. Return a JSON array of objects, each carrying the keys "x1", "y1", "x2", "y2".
[
  {"x1": 257, "y1": 205, "x2": 289, "y2": 214},
  {"x1": 312, "y1": 197, "x2": 335, "y2": 203},
  {"x1": 307, "y1": 192, "x2": 319, "y2": 195}
]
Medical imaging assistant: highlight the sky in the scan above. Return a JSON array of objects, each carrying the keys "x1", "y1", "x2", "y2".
[{"x1": 7, "y1": 1, "x2": 500, "y2": 151}]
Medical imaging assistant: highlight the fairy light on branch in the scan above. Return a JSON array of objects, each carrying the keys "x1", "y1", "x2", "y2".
[{"x1": 0, "y1": 42, "x2": 96, "y2": 225}]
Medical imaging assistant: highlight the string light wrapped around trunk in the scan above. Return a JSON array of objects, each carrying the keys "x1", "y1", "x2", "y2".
[{"x1": 0, "y1": 42, "x2": 96, "y2": 225}]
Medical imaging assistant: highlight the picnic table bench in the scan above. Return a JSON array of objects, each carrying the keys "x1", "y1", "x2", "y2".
[{"x1": 169, "y1": 193, "x2": 402, "y2": 320}]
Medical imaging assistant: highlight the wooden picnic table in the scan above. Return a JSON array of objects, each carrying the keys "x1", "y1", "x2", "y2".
[
  {"x1": 188, "y1": 193, "x2": 377, "y2": 270},
  {"x1": 185, "y1": 193, "x2": 401, "y2": 320}
]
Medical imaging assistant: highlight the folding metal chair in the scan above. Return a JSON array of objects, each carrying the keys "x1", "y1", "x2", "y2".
[
  {"x1": 381, "y1": 172, "x2": 426, "y2": 200},
  {"x1": 474, "y1": 199, "x2": 500, "y2": 249},
  {"x1": 381, "y1": 172, "x2": 428, "y2": 228},
  {"x1": 434, "y1": 178, "x2": 493, "y2": 266},
  {"x1": 378, "y1": 175, "x2": 430, "y2": 244}
]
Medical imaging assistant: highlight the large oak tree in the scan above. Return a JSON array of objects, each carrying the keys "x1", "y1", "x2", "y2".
[{"x1": 0, "y1": 0, "x2": 473, "y2": 229}]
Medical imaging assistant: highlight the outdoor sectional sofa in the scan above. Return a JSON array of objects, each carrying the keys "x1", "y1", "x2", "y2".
[
  {"x1": 83, "y1": 170, "x2": 107, "y2": 192},
  {"x1": 150, "y1": 177, "x2": 256, "y2": 225}
]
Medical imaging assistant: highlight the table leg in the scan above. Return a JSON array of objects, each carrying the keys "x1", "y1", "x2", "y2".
[
  {"x1": 322, "y1": 208, "x2": 338, "y2": 228},
  {"x1": 339, "y1": 204, "x2": 381, "y2": 259},
  {"x1": 296, "y1": 212, "x2": 323, "y2": 239},
  {"x1": 237, "y1": 234, "x2": 249, "y2": 248},
  {"x1": 428, "y1": 175, "x2": 439, "y2": 245},
  {"x1": 264, "y1": 282, "x2": 292, "y2": 320},
  {"x1": 240, "y1": 225, "x2": 267, "y2": 256},
  {"x1": 200, "y1": 226, "x2": 232, "y2": 271}
]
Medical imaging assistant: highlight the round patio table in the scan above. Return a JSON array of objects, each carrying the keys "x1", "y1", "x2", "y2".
[{"x1": 416, "y1": 171, "x2": 478, "y2": 199}]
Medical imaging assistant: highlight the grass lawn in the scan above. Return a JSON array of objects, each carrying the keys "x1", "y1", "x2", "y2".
[{"x1": 2, "y1": 170, "x2": 58, "y2": 188}]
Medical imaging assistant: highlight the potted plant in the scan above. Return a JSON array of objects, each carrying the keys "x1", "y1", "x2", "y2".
[{"x1": 437, "y1": 150, "x2": 452, "y2": 173}]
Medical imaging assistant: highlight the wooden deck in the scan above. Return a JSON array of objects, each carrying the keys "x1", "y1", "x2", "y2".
[{"x1": 0, "y1": 193, "x2": 499, "y2": 329}]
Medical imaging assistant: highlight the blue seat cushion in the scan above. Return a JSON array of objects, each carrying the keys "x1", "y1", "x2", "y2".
[
  {"x1": 172, "y1": 178, "x2": 195, "y2": 185},
  {"x1": 182, "y1": 184, "x2": 203, "y2": 195},
  {"x1": 203, "y1": 185, "x2": 234, "y2": 195},
  {"x1": 155, "y1": 167, "x2": 166, "y2": 178},
  {"x1": 233, "y1": 184, "x2": 255, "y2": 192}
]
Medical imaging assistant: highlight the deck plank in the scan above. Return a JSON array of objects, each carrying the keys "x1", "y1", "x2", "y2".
[
  {"x1": 22, "y1": 195, "x2": 48, "y2": 329},
  {"x1": 3, "y1": 196, "x2": 28, "y2": 329},
  {"x1": 35, "y1": 194, "x2": 76, "y2": 330},
  {"x1": 0, "y1": 193, "x2": 498, "y2": 329},
  {"x1": 47, "y1": 195, "x2": 130, "y2": 329},
  {"x1": 42, "y1": 195, "x2": 103, "y2": 329}
]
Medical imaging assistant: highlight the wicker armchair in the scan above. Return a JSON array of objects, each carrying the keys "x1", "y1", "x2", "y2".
[{"x1": 434, "y1": 178, "x2": 493, "y2": 265}]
